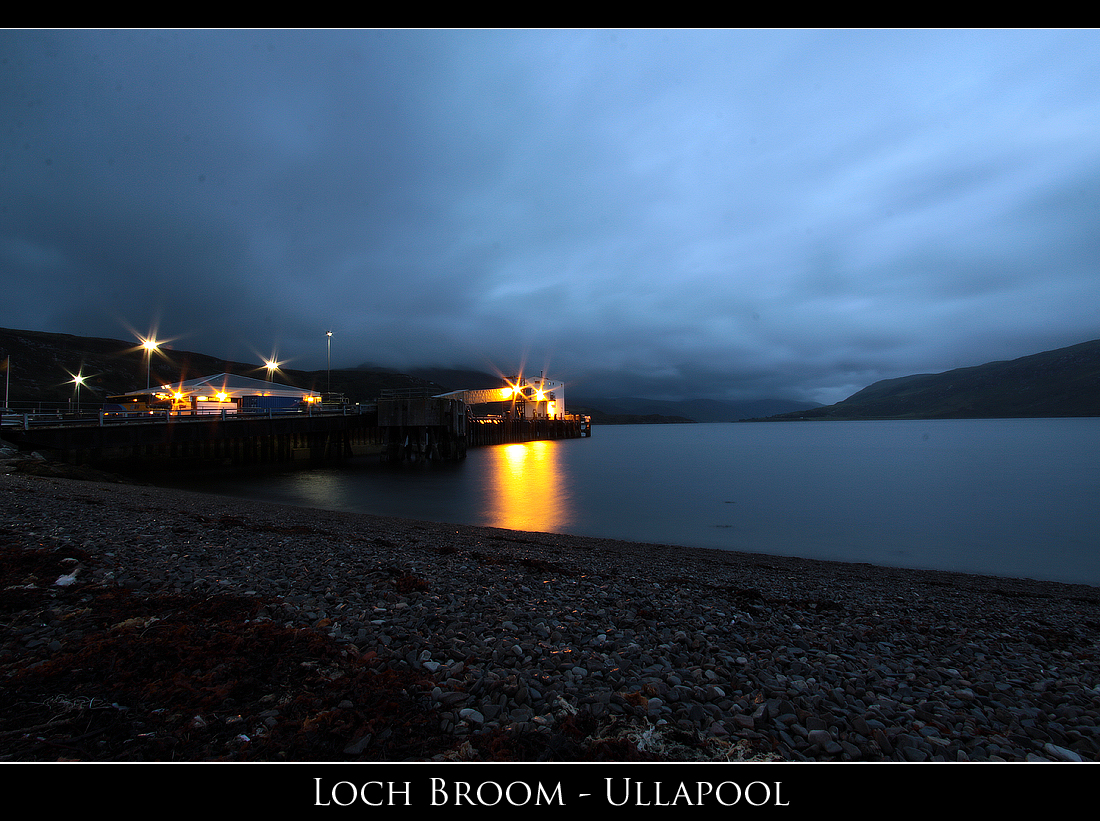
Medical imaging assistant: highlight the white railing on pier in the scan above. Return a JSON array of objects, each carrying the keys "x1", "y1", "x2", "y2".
[{"x1": 1, "y1": 403, "x2": 376, "y2": 431}]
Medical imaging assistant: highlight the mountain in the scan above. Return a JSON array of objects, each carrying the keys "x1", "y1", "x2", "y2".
[
  {"x1": 405, "y1": 367, "x2": 505, "y2": 391},
  {"x1": 570, "y1": 396, "x2": 821, "y2": 423},
  {"x1": 0, "y1": 327, "x2": 444, "y2": 407},
  {"x1": 759, "y1": 339, "x2": 1100, "y2": 421},
  {"x1": 567, "y1": 404, "x2": 696, "y2": 425}
]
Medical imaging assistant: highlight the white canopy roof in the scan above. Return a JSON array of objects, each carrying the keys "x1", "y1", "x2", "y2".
[{"x1": 127, "y1": 373, "x2": 319, "y2": 399}]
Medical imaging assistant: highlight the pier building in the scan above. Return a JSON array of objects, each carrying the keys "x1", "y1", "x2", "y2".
[
  {"x1": 105, "y1": 373, "x2": 321, "y2": 415},
  {"x1": 434, "y1": 374, "x2": 567, "y2": 419}
]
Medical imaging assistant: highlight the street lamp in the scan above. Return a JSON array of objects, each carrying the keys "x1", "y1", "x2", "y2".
[
  {"x1": 326, "y1": 330, "x2": 333, "y2": 395},
  {"x1": 264, "y1": 358, "x2": 280, "y2": 382},
  {"x1": 142, "y1": 337, "x2": 159, "y2": 390},
  {"x1": 72, "y1": 371, "x2": 86, "y2": 412}
]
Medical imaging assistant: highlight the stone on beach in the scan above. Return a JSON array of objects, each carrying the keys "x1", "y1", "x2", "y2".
[{"x1": 2, "y1": 471, "x2": 1099, "y2": 762}]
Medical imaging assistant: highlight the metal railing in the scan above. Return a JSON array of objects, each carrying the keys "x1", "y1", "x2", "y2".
[{"x1": 1, "y1": 403, "x2": 377, "y2": 431}]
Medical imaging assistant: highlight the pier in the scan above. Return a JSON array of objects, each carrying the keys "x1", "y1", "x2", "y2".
[
  {"x1": 3, "y1": 379, "x2": 590, "y2": 468},
  {"x1": 376, "y1": 378, "x2": 590, "y2": 461},
  {"x1": 375, "y1": 394, "x2": 590, "y2": 461},
  {"x1": 3, "y1": 406, "x2": 383, "y2": 468}
]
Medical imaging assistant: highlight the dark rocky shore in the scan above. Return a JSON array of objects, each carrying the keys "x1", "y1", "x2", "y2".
[{"x1": 2, "y1": 467, "x2": 1099, "y2": 762}]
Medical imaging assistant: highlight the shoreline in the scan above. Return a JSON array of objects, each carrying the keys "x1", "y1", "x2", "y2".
[{"x1": 2, "y1": 470, "x2": 1099, "y2": 761}]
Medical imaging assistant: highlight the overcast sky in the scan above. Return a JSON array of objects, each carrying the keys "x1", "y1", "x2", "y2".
[{"x1": 3, "y1": 29, "x2": 1099, "y2": 404}]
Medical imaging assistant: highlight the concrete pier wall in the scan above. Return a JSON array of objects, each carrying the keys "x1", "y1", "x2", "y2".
[{"x1": 7, "y1": 411, "x2": 385, "y2": 468}]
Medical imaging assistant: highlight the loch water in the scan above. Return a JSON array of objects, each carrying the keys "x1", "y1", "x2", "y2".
[{"x1": 157, "y1": 418, "x2": 1100, "y2": 588}]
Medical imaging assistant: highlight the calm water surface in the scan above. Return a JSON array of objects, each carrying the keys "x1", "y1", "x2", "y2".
[{"x1": 158, "y1": 419, "x2": 1100, "y2": 587}]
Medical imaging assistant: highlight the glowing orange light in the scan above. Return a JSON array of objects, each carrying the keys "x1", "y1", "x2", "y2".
[{"x1": 484, "y1": 441, "x2": 571, "y2": 532}]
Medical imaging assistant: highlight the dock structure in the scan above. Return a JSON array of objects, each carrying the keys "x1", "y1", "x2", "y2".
[
  {"x1": 4, "y1": 406, "x2": 384, "y2": 469},
  {"x1": 376, "y1": 376, "x2": 590, "y2": 462},
  {"x1": 467, "y1": 414, "x2": 590, "y2": 447},
  {"x1": 5, "y1": 373, "x2": 589, "y2": 468},
  {"x1": 376, "y1": 392, "x2": 469, "y2": 462}
]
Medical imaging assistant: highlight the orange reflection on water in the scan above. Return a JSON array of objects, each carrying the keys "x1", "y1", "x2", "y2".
[{"x1": 482, "y1": 441, "x2": 573, "y2": 533}]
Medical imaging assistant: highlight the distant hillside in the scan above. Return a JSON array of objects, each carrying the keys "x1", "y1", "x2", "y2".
[
  {"x1": 571, "y1": 395, "x2": 821, "y2": 423},
  {"x1": 0, "y1": 327, "x2": 443, "y2": 407},
  {"x1": 568, "y1": 405, "x2": 695, "y2": 425},
  {"x1": 405, "y1": 367, "x2": 504, "y2": 391},
  {"x1": 760, "y1": 339, "x2": 1100, "y2": 421}
]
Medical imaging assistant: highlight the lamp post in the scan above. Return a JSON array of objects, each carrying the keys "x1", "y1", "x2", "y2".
[
  {"x1": 264, "y1": 358, "x2": 280, "y2": 383},
  {"x1": 72, "y1": 371, "x2": 86, "y2": 412},
  {"x1": 326, "y1": 330, "x2": 333, "y2": 395},
  {"x1": 142, "y1": 337, "x2": 159, "y2": 390}
]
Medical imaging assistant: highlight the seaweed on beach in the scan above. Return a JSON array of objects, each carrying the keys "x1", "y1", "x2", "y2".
[
  {"x1": 0, "y1": 546, "x2": 665, "y2": 762},
  {"x1": 0, "y1": 560, "x2": 452, "y2": 761}
]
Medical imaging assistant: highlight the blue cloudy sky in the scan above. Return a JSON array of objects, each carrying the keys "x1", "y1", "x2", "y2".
[{"x1": 2, "y1": 28, "x2": 1099, "y2": 404}]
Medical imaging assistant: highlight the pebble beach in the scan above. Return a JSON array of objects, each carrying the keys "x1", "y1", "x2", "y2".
[{"x1": 3, "y1": 466, "x2": 1099, "y2": 762}]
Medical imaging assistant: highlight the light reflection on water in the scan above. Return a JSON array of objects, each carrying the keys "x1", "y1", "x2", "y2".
[{"x1": 479, "y1": 441, "x2": 575, "y2": 533}]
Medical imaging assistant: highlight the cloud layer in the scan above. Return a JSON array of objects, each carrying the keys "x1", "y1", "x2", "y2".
[{"x1": 3, "y1": 29, "x2": 1099, "y2": 403}]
